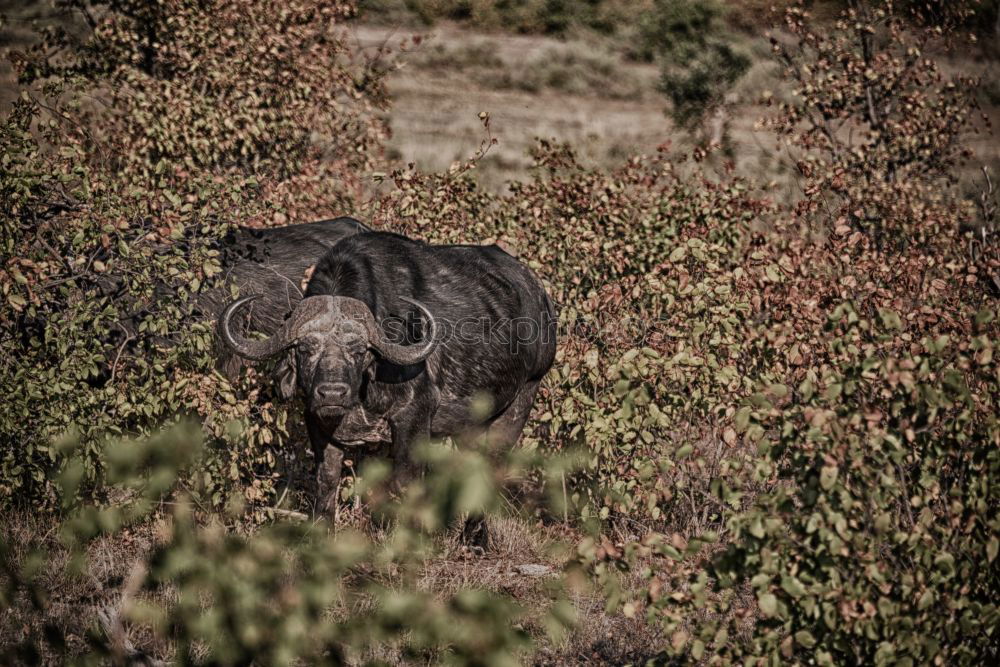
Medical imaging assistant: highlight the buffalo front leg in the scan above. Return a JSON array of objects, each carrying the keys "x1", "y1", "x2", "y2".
[
  {"x1": 316, "y1": 445, "x2": 344, "y2": 519},
  {"x1": 389, "y1": 418, "x2": 425, "y2": 491},
  {"x1": 388, "y1": 402, "x2": 436, "y2": 492},
  {"x1": 386, "y1": 382, "x2": 438, "y2": 491},
  {"x1": 307, "y1": 414, "x2": 344, "y2": 520}
]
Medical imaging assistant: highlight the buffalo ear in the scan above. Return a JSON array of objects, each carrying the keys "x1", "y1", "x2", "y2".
[{"x1": 273, "y1": 351, "x2": 298, "y2": 400}]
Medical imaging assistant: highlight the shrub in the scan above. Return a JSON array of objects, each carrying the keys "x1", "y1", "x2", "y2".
[
  {"x1": 630, "y1": 0, "x2": 722, "y2": 63},
  {"x1": 1, "y1": 0, "x2": 390, "y2": 511},
  {"x1": 629, "y1": 0, "x2": 751, "y2": 132},
  {"x1": 564, "y1": 3, "x2": 1000, "y2": 663},
  {"x1": 642, "y1": 301, "x2": 1000, "y2": 663},
  {"x1": 660, "y1": 41, "x2": 750, "y2": 130}
]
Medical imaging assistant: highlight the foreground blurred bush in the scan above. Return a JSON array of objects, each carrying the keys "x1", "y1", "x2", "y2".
[{"x1": 2, "y1": 422, "x2": 570, "y2": 663}]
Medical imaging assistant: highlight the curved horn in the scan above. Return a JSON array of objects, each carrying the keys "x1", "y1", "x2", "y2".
[
  {"x1": 367, "y1": 296, "x2": 439, "y2": 366},
  {"x1": 219, "y1": 294, "x2": 335, "y2": 361},
  {"x1": 218, "y1": 295, "x2": 293, "y2": 361}
]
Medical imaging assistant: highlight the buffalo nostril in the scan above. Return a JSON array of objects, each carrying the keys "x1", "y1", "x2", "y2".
[{"x1": 315, "y1": 382, "x2": 349, "y2": 403}]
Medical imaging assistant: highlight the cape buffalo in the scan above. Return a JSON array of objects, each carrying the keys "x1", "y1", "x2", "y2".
[{"x1": 218, "y1": 232, "x2": 556, "y2": 516}]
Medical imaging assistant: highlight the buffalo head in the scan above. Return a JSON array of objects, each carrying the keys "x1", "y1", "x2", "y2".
[{"x1": 218, "y1": 294, "x2": 437, "y2": 420}]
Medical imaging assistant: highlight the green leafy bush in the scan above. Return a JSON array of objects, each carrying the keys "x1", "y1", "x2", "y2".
[
  {"x1": 659, "y1": 41, "x2": 750, "y2": 129},
  {"x1": 1, "y1": 0, "x2": 390, "y2": 511},
  {"x1": 641, "y1": 305, "x2": 999, "y2": 663},
  {"x1": 630, "y1": 0, "x2": 724, "y2": 63}
]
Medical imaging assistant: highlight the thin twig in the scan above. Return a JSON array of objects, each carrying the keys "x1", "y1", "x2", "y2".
[
  {"x1": 109, "y1": 324, "x2": 134, "y2": 383},
  {"x1": 272, "y1": 508, "x2": 309, "y2": 521}
]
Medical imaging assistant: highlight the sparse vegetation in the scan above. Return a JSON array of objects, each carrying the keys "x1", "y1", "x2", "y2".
[
  {"x1": 413, "y1": 40, "x2": 648, "y2": 100},
  {"x1": 358, "y1": 0, "x2": 644, "y2": 35}
]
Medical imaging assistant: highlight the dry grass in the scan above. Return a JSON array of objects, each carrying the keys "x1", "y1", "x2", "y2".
[
  {"x1": 1, "y1": 511, "x2": 164, "y2": 660},
  {"x1": 348, "y1": 20, "x2": 999, "y2": 202},
  {"x1": 346, "y1": 23, "x2": 668, "y2": 190},
  {"x1": 410, "y1": 38, "x2": 651, "y2": 102}
]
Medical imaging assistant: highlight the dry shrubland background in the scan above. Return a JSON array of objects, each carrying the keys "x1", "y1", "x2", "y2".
[{"x1": 2, "y1": 0, "x2": 1000, "y2": 664}]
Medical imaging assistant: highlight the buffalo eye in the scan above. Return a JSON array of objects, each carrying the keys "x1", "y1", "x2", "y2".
[{"x1": 298, "y1": 337, "x2": 321, "y2": 355}]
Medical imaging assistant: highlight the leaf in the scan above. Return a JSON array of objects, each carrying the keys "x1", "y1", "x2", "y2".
[
  {"x1": 820, "y1": 465, "x2": 838, "y2": 490},
  {"x1": 781, "y1": 574, "x2": 807, "y2": 598},
  {"x1": 825, "y1": 383, "x2": 843, "y2": 401},
  {"x1": 878, "y1": 308, "x2": 902, "y2": 330},
  {"x1": 934, "y1": 551, "x2": 955, "y2": 576},
  {"x1": 734, "y1": 406, "x2": 752, "y2": 432},
  {"x1": 795, "y1": 630, "x2": 816, "y2": 648},
  {"x1": 757, "y1": 592, "x2": 778, "y2": 618},
  {"x1": 799, "y1": 377, "x2": 815, "y2": 400}
]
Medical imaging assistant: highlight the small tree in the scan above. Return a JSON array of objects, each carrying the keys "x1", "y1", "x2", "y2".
[
  {"x1": 766, "y1": 0, "x2": 982, "y2": 242},
  {"x1": 634, "y1": 0, "x2": 751, "y2": 149}
]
